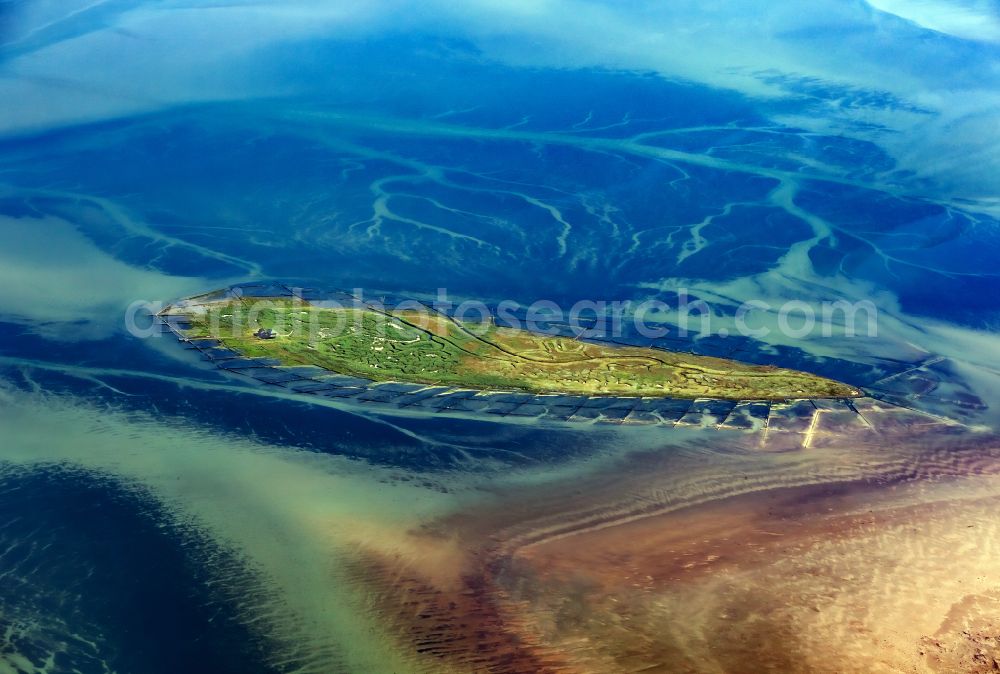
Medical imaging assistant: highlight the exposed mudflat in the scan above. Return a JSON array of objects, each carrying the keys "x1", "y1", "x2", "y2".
[{"x1": 346, "y1": 425, "x2": 1000, "y2": 673}]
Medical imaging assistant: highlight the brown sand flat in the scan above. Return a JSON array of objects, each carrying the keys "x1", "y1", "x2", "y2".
[
  {"x1": 504, "y1": 476, "x2": 1000, "y2": 673},
  {"x1": 351, "y1": 428, "x2": 1000, "y2": 673}
]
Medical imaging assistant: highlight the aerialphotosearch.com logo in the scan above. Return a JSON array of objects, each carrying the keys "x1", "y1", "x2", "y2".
[{"x1": 124, "y1": 288, "x2": 879, "y2": 342}]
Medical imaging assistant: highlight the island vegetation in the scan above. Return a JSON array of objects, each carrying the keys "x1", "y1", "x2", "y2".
[{"x1": 177, "y1": 297, "x2": 860, "y2": 400}]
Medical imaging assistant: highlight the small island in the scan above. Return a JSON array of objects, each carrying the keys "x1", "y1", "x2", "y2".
[{"x1": 174, "y1": 296, "x2": 860, "y2": 400}]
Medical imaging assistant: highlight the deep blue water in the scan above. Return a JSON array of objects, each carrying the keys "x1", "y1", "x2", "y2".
[{"x1": 0, "y1": 466, "x2": 280, "y2": 674}]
